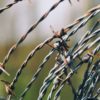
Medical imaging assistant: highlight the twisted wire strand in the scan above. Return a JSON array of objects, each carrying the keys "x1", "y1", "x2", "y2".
[
  {"x1": 67, "y1": 21, "x2": 98, "y2": 55},
  {"x1": 82, "y1": 60, "x2": 100, "y2": 97},
  {"x1": 73, "y1": 29, "x2": 100, "y2": 56},
  {"x1": 91, "y1": 75, "x2": 100, "y2": 96},
  {"x1": 77, "y1": 45, "x2": 100, "y2": 98},
  {"x1": 86, "y1": 75, "x2": 99, "y2": 99},
  {"x1": 76, "y1": 56, "x2": 94, "y2": 99},
  {"x1": 7, "y1": 38, "x2": 56, "y2": 100},
  {"x1": 38, "y1": 42, "x2": 83, "y2": 99},
  {"x1": 19, "y1": 49, "x2": 55, "y2": 100},
  {"x1": 54, "y1": 84, "x2": 64, "y2": 100},
  {"x1": 48, "y1": 27, "x2": 99, "y2": 96},
  {"x1": 68, "y1": 0, "x2": 80, "y2": 4},
  {"x1": 38, "y1": 30, "x2": 100, "y2": 100},
  {"x1": 1, "y1": 0, "x2": 64, "y2": 72},
  {"x1": 72, "y1": 37, "x2": 100, "y2": 59},
  {"x1": 8, "y1": 37, "x2": 55, "y2": 92},
  {"x1": 70, "y1": 31, "x2": 91, "y2": 54},
  {"x1": 38, "y1": 62, "x2": 65, "y2": 100},
  {"x1": 49, "y1": 68, "x2": 76, "y2": 100},
  {"x1": 47, "y1": 72, "x2": 64, "y2": 100},
  {"x1": 0, "y1": 0, "x2": 23, "y2": 14},
  {"x1": 78, "y1": 20, "x2": 100, "y2": 47},
  {"x1": 38, "y1": 58, "x2": 63, "y2": 94},
  {"x1": 38, "y1": 49, "x2": 68, "y2": 97},
  {"x1": 80, "y1": 29, "x2": 100, "y2": 46},
  {"x1": 66, "y1": 19, "x2": 100, "y2": 55},
  {"x1": 54, "y1": 45, "x2": 100, "y2": 100},
  {"x1": 62, "y1": 5, "x2": 99, "y2": 37},
  {"x1": 70, "y1": 43, "x2": 99, "y2": 76},
  {"x1": 62, "y1": 5, "x2": 100, "y2": 41},
  {"x1": 88, "y1": 19, "x2": 100, "y2": 33},
  {"x1": 0, "y1": 1, "x2": 99, "y2": 100},
  {"x1": 82, "y1": 70, "x2": 99, "y2": 100},
  {"x1": 40, "y1": 61, "x2": 63, "y2": 88},
  {"x1": 37, "y1": 14, "x2": 100, "y2": 95},
  {"x1": 47, "y1": 51, "x2": 69, "y2": 100},
  {"x1": 66, "y1": 30, "x2": 99, "y2": 67},
  {"x1": 65, "y1": 43, "x2": 100, "y2": 85},
  {"x1": 38, "y1": 68, "x2": 65, "y2": 100},
  {"x1": 89, "y1": 59, "x2": 100, "y2": 77},
  {"x1": 47, "y1": 85, "x2": 56, "y2": 100},
  {"x1": 18, "y1": 8, "x2": 88, "y2": 98},
  {"x1": 54, "y1": 68, "x2": 76, "y2": 100},
  {"x1": 54, "y1": 73, "x2": 75, "y2": 100}
]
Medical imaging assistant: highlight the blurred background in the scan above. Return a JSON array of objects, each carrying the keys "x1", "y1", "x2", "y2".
[{"x1": 0, "y1": 0, "x2": 99, "y2": 100}]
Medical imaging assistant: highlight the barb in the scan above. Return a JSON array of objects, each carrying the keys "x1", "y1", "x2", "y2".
[{"x1": 0, "y1": 63, "x2": 10, "y2": 76}]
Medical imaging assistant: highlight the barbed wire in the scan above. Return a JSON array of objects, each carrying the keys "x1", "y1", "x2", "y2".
[
  {"x1": 37, "y1": 31, "x2": 98, "y2": 97},
  {"x1": 19, "y1": 16, "x2": 100, "y2": 100},
  {"x1": 7, "y1": 4, "x2": 100, "y2": 99},
  {"x1": 0, "y1": 0, "x2": 65, "y2": 75},
  {"x1": 54, "y1": 45, "x2": 100, "y2": 100},
  {"x1": 37, "y1": 11, "x2": 98, "y2": 98},
  {"x1": 0, "y1": 1, "x2": 99, "y2": 100},
  {"x1": 37, "y1": 19, "x2": 99, "y2": 99},
  {"x1": 37, "y1": 31, "x2": 100, "y2": 100}
]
